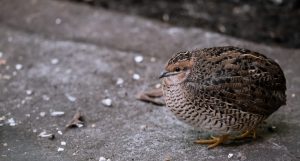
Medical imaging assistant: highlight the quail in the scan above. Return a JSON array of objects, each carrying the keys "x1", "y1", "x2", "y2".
[{"x1": 159, "y1": 46, "x2": 286, "y2": 148}]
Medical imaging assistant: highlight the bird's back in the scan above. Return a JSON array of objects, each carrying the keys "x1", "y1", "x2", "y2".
[{"x1": 185, "y1": 46, "x2": 286, "y2": 117}]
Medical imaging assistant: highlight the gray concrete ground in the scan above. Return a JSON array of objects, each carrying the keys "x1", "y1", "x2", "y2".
[{"x1": 0, "y1": 0, "x2": 300, "y2": 161}]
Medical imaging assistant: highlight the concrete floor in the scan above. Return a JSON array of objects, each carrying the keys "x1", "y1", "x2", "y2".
[{"x1": 0, "y1": 0, "x2": 299, "y2": 161}]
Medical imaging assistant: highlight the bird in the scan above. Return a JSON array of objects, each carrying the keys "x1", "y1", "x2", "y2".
[{"x1": 159, "y1": 46, "x2": 286, "y2": 148}]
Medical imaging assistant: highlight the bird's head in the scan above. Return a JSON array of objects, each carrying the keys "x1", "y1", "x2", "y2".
[{"x1": 159, "y1": 51, "x2": 194, "y2": 86}]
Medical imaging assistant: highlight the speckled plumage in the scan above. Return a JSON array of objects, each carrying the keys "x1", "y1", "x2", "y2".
[{"x1": 160, "y1": 46, "x2": 286, "y2": 138}]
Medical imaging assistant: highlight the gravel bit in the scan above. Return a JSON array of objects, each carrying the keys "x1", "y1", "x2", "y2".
[
  {"x1": 50, "y1": 111, "x2": 65, "y2": 117},
  {"x1": 38, "y1": 131, "x2": 55, "y2": 140},
  {"x1": 101, "y1": 98, "x2": 112, "y2": 107}
]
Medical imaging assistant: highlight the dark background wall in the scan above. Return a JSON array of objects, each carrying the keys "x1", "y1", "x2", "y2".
[{"x1": 70, "y1": 0, "x2": 300, "y2": 48}]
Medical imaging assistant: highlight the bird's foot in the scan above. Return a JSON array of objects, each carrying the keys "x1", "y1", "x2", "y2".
[
  {"x1": 234, "y1": 129, "x2": 256, "y2": 140},
  {"x1": 194, "y1": 135, "x2": 229, "y2": 149}
]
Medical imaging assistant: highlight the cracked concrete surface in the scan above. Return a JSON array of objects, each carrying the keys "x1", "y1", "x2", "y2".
[{"x1": 0, "y1": 0, "x2": 300, "y2": 161}]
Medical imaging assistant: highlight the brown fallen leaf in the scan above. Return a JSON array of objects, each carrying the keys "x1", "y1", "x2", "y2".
[
  {"x1": 65, "y1": 109, "x2": 84, "y2": 129},
  {"x1": 136, "y1": 88, "x2": 165, "y2": 106}
]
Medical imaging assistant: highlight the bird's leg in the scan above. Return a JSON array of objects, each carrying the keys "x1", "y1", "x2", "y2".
[
  {"x1": 195, "y1": 135, "x2": 229, "y2": 149},
  {"x1": 234, "y1": 129, "x2": 256, "y2": 140}
]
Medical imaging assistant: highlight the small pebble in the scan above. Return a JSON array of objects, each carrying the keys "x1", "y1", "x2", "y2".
[
  {"x1": 38, "y1": 131, "x2": 55, "y2": 140},
  {"x1": 76, "y1": 123, "x2": 84, "y2": 128},
  {"x1": 99, "y1": 157, "x2": 111, "y2": 161},
  {"x1": 0, "y1": 51, "x2": 3, "y2": 58},
  {"x1": 99, "y1": 157, "x2": 106, "y2": 161},
  {"x1": 162, "y1": 13, "x2": 170, "y2": 22},
  {"x1": 155, "y1": 83, "x2": 161, "y2": 89},
  {"x1": 140, "y1": 125, "x2": 147, "y2": 131},
  {"x1": 150, "y1": 57, "x2": 156, "y2": 62},
  {"x1": 57, "y1": 147, "x2": 64, "y2": 152},
  {"x1": 51, "y1": 58, "x2": 59, "y2": 65},
  {"x1": 26, "y1": 90, "x2": 33, "y2": 95},
  {"x1": 57, "y1": 130, "x2": 63, "y2": 135},
  {"x1": 55, "y1": 18, "x2": 62, "y2": 25},
  {"x1": 42, "y1": 95, "x2": 50, "y2": 101},
  {"x1": 39, "y1": 112, "x2": 46, "y2": 117},
  {"x1": 134, "y1": 55, "x2": 143, "y2": 63},
  {"x1": 132, "y1": 73, "x2": 140, "y2": 80},
  {"x1": 291, "y1": 93, "x2": 296, "y2": 98},
  {"x1": 268, "y1": 125, "x2": 277, "y2": 132},
  {"x1": 25, "y1": 114, "x2": 31, "y2": 117},
  {"x1": 0, "y1": 116, "x2": 6, "y2": 121},
  {"x1": 65, "y1": 94, "x2": 76, "y2": 102},
  {"x1": 61, "y1": 141, "x2": 66, "y2": 146},
  {"x1": 101, "y1": 98, "x2": 112, "y2": 107},
  {"x1": 15, "y1": 64, "x2": 23, "y2": 70},
  {"x1": 50, "y1": 111, "x2": 65, "y2": 117},
  {"x1": 228, "y1": 153, "x2": 233, "y2": 158},
  {"x1": 116, "y1": 78, "x2": 124, "y2": 85},
  {"x1": 7, "y1": 118, "x2": 16, "y2": 126}
]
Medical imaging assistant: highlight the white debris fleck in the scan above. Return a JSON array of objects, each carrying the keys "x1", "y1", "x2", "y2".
[
  {"x1": 132, "y1": 73, "x2": 140, "y2": 80},
  {"x1": 55, "y1": 18, "x2": 62, "y2": 25},
  {"x1": 38, "y1": 131, "x2": 55, "y2": 139},
  {"x1": 218, "y1": 24, "x2": 226, "y2": 33},
  {"x1": 155, "y1": 83, "x2": 161, "y2": 89},
  {"x1": 15, "y1": 64, "x2": 23, "y2": 70},
  {"x1": 0, "y1": 51, "x2": 3, "y2": 58},
  {"x1": 65, "y1": 94, "x2": 76, "y2": 102},
  {"x1": 150, "y1": 57, "x2": 156, "y2": 62},
  {"x1": 50, "y1": 111, "x2": 65, "y2": 117},
  {"x1": 99, "y1": 157, "x2": 111, "y2": 161},
  {"x1": 116, "y1": 78, "x2": 124, "y2": 85},
  {"x1": 51, "y1": 58, "x2": 59, "y2": 65},
  {"x1": 39, "y1": 112, "x2": 46, "y2": 117},
  {"x1": 12, "y1": 71, "x2": 17, "y2": 76},
  {"x1": 61, "y1": 141, "x2": 66, "y2": 146},
  {"x1": 33, "y1": 129, "x2": 37, "y2": 133},
  {"x1": 140, "y1": 125, "x2": 147, "y2": 130},
  {"x1": 25, "y1": 114, "x2": 30, "y2": 117},
  {"x1": 134, "y1": 55, "x2": 143, "y2": 63},
  {"x1": 91, "y1": 124, "x2": 96, "y2": 128},
  {"x1": 7, "y1": 118, "x2": 16, "y2": 126},
  {"x1": 57, "y1": 147, "x2": 64, "y2": 152},
  {"x1": 0, "y1": 116, "x2": 5, "y2": 121},
  {"x1": 57, "y1": 130, "x2": 63, "y2": 135},
  {"x1": 3, "y1": 143, "x2": 7, "y2": 147},
  {"x1": 42, "y1": 95, "x2": 50, "y2": 101},
  {"x1": 101, "y1": 98, "x2": 112, "y2": 107},
  {"x1": 271, "y1": 0, "x2": 283, "y2": 5},
  {"x1": 76, "y1": 123, "x2": 84, "y2": 128},
  {"x1": 291, "y1": 93, "x2": 296, "y2": 98},
  {"x1": 26, "y1": 90, "x2": 33, "y2": 95},
  {"x1": 162, "y1": 13, "x2": 170, "y2": 21},
  {"x1": 228, "y1": 153, "x2": 233, "y2": 158}
]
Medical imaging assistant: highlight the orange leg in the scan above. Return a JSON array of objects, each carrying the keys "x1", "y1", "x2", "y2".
[{"x1": 195, "y1": 135, "x2": 229, "y2": 149}]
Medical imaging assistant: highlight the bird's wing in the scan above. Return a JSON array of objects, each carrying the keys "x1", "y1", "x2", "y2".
[{"x1": 186, "y1": 47, "x2": 286, "y2": 116}]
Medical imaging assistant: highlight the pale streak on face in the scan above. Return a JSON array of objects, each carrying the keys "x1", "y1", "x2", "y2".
[{"x1": 162, "y1": 69, "x2": 190, "y2": 86}]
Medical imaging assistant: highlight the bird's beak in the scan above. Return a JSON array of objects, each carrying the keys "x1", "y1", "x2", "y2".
[
  {"x1": 159, "y1": 71, "x2": 178, "y2": 79},
  {"x1": 159, "y1": 71, "x2": 168, "y2": 79}
]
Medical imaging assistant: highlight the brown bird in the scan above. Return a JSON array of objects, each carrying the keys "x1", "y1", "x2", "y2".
[{"x1": 159, "y1": 46, "x2": 286, "y2": 148}]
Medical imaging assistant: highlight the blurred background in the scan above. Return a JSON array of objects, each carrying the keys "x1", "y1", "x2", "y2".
[{"x1": 70, "y1": 0, "x2": 300, "y2": 48}]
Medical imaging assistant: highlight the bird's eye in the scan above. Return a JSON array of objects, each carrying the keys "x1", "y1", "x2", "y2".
[{"x1": 174, "y1": 67, "x2": 181, "y2": 72}]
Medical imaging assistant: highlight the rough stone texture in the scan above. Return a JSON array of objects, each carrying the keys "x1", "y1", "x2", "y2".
[{"x1": 0, "y1": 0, "x2": 299, "y2": 161}]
